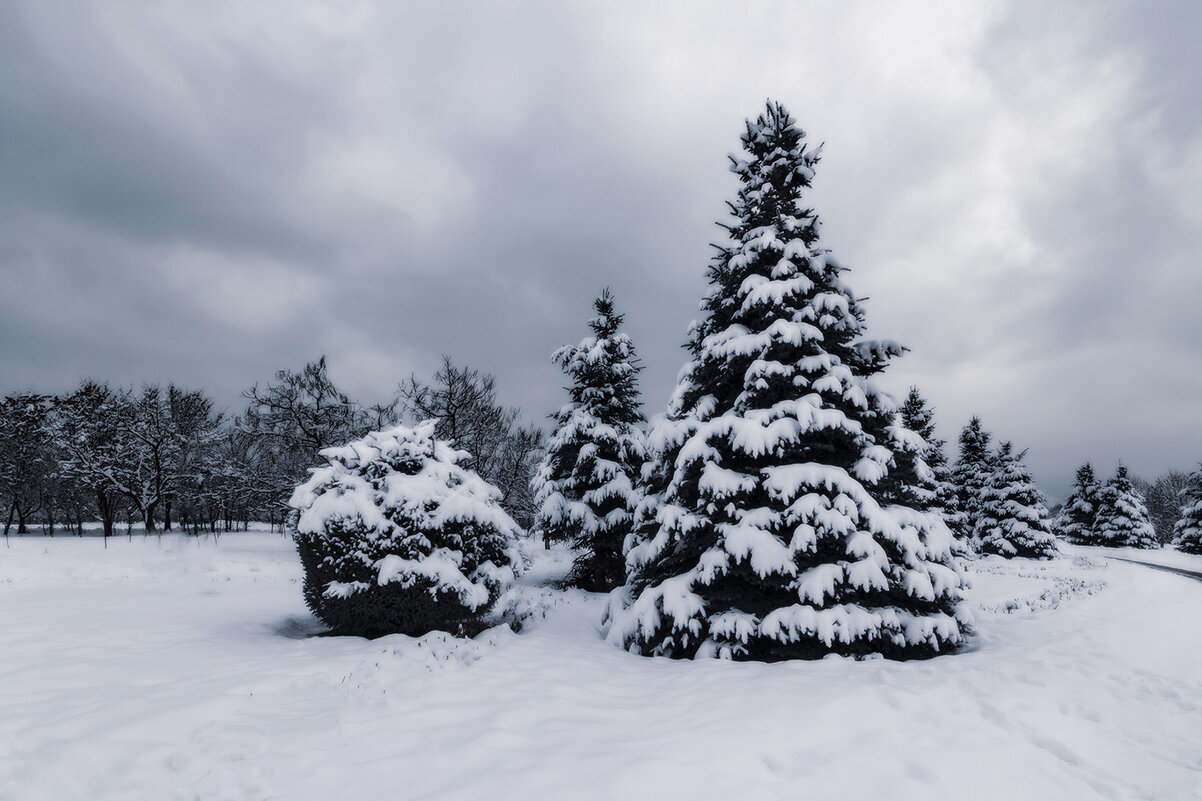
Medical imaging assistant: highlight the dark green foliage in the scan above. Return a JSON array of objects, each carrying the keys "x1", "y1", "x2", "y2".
[{"x1": 296, "y1": 516, "x2": 490, "y2": 638}]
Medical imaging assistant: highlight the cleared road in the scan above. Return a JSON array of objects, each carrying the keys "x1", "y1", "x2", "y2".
[{"x1": 1104, "y1": 555, "x2": 1202, "y2": 583}]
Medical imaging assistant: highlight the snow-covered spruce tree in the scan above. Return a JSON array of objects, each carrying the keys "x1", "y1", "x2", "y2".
[
  {"x1": 290, "y1": 422, "x2": 523, "y2": 638},
  {"x1": 975, "y1": 442, "x2": 1058, "y2": 559},
  {"x1": 877, "y1": 387, "x2": 935, "y2": 510},
  {"x1": 951, "y1": 417, "x2": 994, "y2": 549},
  {"x1": 1093, "y1": 465, "x2": 1158, "y2": 549},
  {"x1": 531, "y1": 290, "x2": 647, "y2": 591},
  {"x1": 1054, "y1": 463, "x2": 1099, "y2": 545},
  {"x1": 1173, "y1": 465, "x2": 1202, "y2": 554},
  {"x1": 883, "y1": 387, "x2": 969, "y2": 552},
  {"x1": 605, "y1": 102, "x2": 970, "y2": 661}
]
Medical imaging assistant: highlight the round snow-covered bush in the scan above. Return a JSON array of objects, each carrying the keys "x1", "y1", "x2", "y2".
[{"x1": 289, "y1": 422, "x2": 523, "y2": 638}]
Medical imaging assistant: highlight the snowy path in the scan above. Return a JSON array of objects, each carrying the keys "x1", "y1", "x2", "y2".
[
  {"x1": 1, "y1": 536, "x2": 1201, "y2": 801},
  {"x1": 1103, "y1": 555, "x2": 1202, "y2": 583}
]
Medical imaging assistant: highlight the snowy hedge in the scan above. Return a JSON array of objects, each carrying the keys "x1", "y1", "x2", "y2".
[{"x1": 289, "y1": 422, "x2": 523, "y2": 637}]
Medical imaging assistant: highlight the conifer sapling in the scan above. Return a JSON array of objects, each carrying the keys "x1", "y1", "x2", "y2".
[
  {"x1": 531, "y1": 290, "x2": 647, "y2": 591},
  {"x1": 1055, "y1": 463, "x2": 1099, "y2": 545},
  {"x1": 974, "y1": 442, "x2": 1058, "y2": 559},
  {"x1": 1093, "y1": 465, "x2": 1158, "y2": 550}
]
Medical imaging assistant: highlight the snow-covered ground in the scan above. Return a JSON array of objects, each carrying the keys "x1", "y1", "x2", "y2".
[{"x1": 2, "y1": 534, "x2": 1201, "y2": 801}]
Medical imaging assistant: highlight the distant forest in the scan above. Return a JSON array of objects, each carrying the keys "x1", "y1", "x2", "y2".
[{"x1": 0, "y1": 356, "x2": 542, "y2": 537}]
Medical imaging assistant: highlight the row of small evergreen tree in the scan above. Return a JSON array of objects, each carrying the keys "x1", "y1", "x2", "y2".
[
  {"x1": 1058, "y1": 462, "x2": 1202, "y2": 553},
  {"x1": 533, "y1": 287, "x2": 1067, "y2": 589}
]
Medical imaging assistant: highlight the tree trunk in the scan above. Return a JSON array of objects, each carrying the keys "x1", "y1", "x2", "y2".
[
  {"x1": 16, "y1": 505, "x2": 27, "y2": 534},
  {"x1": 144, "y1": 502, "x2": 157, "y2": 532},
  {"x1": 98, "y1": 489, "x2": 116, "y2": 539},
  {"x1": 164, "y1": 498, "x2": 173, "y2": 531},
  {"x1": 3, "y1": 501, "x2": 14, "y2": 537}
]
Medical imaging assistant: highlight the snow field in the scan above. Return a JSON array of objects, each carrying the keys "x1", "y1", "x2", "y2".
[{"x1": 2, "y1": 535, "x2": 1201, "y2": 800}]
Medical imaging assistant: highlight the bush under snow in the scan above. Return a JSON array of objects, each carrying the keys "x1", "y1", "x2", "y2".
[{"x1": 289, "y1": 422, "x2": 523, "y2": 638}]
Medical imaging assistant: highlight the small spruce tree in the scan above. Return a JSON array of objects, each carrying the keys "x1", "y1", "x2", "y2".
[
  {"x1": 1093, "y1": 465, "x2": 1158, "y2": 549},
  {"x1": 1173, "y1": 465, "x2": 1202, "y2": 555},
  {"x1": 975, "y1": 442, "x2": 1058, "y2": 559},
  {"x1": 605, "y1": 102, "x2": 969, "y2": 661},
  {"x1": 531, "y1": 290, "x2": 647, "y2": 591},
  {"x1": 886, "y1": 387, "x2": 968, "y2": 552},
  {"x1": 952, "y1": 417, "x2": 994, "y2": 549},
  {"x1": 879, "y1": 387, "x2": 937, "y2": 509},
  {"x1": 1055, "y1": 463, "x2": 1099, "y2": 545}
]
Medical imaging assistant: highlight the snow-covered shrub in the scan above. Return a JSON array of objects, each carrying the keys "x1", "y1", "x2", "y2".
[{"x1": 289, "y1": 422, "x2": 523, "y2": 638}]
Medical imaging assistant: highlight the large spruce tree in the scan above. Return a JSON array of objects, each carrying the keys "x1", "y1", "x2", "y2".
[
  {"x1": 531, "y1": 290, "x2": 647, "y2": 591},
  {"x1": 975, "y1": 442, "x2": 1058, "y2": 559},
  {"x1": 1093, "y1": 465, "x2": 1158, "y2": 549},
  {"x1": 1054, "y1": 463, "x2": 1099, "y2": 545},
  {"x1": 1173, "y1": 465, "x2": 1202, "y2": 555},
  {"x1": 605, "y1": 102, "x2": 969, "y2": 661}
]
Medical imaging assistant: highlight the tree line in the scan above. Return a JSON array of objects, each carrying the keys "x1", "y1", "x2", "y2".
[{"x1": 0, "y1": 357, "x2": 543, "y2": 538}]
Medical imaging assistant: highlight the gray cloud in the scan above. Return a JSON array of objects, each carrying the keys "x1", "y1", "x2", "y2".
[{"x1": 2, "y1": 0, "x2": 1199, "y2": 500}]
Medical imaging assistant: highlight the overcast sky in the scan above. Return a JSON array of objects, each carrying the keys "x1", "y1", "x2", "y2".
[{"x1": 2, "y1": 0, "x2": 1199, "y2": 499}]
